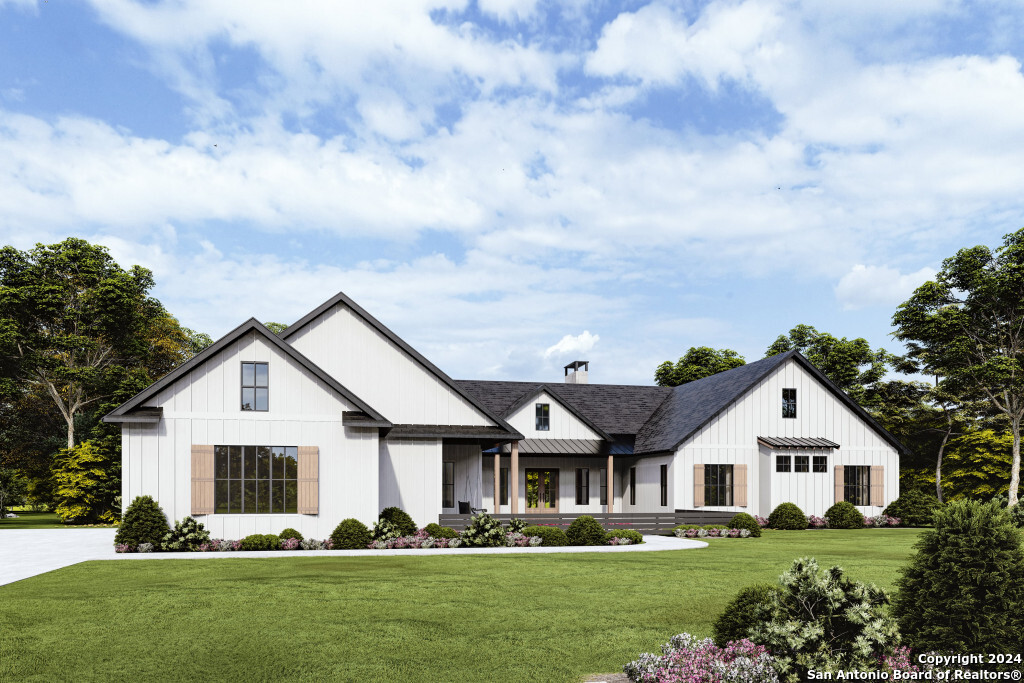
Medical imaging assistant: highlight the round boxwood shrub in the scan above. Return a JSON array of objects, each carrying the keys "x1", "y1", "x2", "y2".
[
  {"x1": 423, "y1": 522, "x2": 459, "y2": 539},
  {"x1": 727, "y1": 512, "x2": 762, "y2": 538},
  {"x1": 884, "y1": 489, "x2": 941, "y2": 527},
  {"x1": 278, "y1": 527, "x2": 303, "y2": 541},
  {"x1": 379, "y1": 506, "x2": 417, "y2": 537},
  {"x1": 768, "y1": 502, "x2": 808, "y2": 530},
  {"x1": 566, "y1": 515, "x2": 606, "y2": 546},
  {"x1": 606, "y1": 529, "x2": 644, "y2": 544},
  {"x1": 114, "y1": 495, "x2": 171, "y2": 548},
  {"x1": 331, "y1": 518, "x2": 372, "y2": 549},
  {"x1": 712, "y1": 582, "x2": 780, "y2": 646},
  {"x1": 522, "y1": 525, "x2": 568, "y2": 547},
  {"x1": 892, "y1": 498, "x2": 1024, "y2": 656},
  {"x1": 239, "y1": 533, "x2": 280, "y2": 551},
  {"x1": 824, "y1": 501, "x2": 864, "y2": 529}
]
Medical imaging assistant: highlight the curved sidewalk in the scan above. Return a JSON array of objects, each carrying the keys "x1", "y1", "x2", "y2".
[{"x1": 0, "y1": 529, "x2": 706, "y2": 586}]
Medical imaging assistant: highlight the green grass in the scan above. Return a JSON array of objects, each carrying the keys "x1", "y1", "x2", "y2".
[
  {"x1": 0, "y1": 511, "x2": 117, "y2": 529},
  {"x1": 0, "y1": 529, "x2": 923, "y2": 682}
]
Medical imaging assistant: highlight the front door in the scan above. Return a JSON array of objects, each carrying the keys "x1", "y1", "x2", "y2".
[{"x1": 526, "y1": 469, "x2": 559, "y2": 513}]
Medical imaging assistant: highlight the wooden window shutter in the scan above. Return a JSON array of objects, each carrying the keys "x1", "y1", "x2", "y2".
[
  {"x1": 734, "y1": 464, "x2": 748, "y2": 507},
  {"x1": 191, "y1": 445, "x2": 215, "y2": 515},
  {"x1": 834, "y1": 465, "x2": 845, "y2": 504},
  {"x1": 870, "y1": 466, "x2": 884, "y2": 507},
  {"x1": 297, "y1": 446, "x2": 319, "y2": 515},
  {"x1": 693, "y1": 464, "x2": 705, "y2": 507}
]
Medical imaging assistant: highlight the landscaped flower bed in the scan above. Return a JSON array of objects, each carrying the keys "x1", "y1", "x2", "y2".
[{"x1": 674, "y1": 527, "x2": 752, "y2": 539}]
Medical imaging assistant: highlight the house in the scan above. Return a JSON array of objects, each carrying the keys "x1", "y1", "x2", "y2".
[{"x1": 104, "y1": 291, "x2": 904, "y2": 538}]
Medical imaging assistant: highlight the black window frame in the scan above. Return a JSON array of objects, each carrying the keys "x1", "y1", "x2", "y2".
[
  {"x1": 241, "y1": 361, "x2": 269, "y2": 412},
  {"x1": 704, "y1": 464, "x2": 734, "y2": 506},
  {"x1": 575, "y1": 468, "x2": 589, "y2": 505},
  {"x1": 629, "y1": 467, "x2": 636, "y2": 506},
  {"x1": 660, "y1": 464, "x2": 668, "y2": 507},
  {"x1": 214, "y1": 445, "x2": 297, "y2": 514},
  {"x1": 794, "y1": 455, "x2": 810, "y2": 473},
  {"x1": 776, "y1": 455, "x2": 791, "y2": 472},
  {"x1": 812, "y1": 455, "x2": 828, "y2": 473},
  {"x1": 499, "y1": 467, "x2": 509, "y2": 505},
  {"x1": 535, "y1": 403, "x2": 550, "y2": 431},
  {"x1": 443, "y1": 461, "x2": 455, "y2": 509},
  {"x1": 600, "y1": 468, "x2": 607, "y2": 506},
  {"x1": 782, "y1": 388, "x2": 797, "y2": 419},
  {"x1": 844, "y1": 466, "x2": 871, "y2": 506}
]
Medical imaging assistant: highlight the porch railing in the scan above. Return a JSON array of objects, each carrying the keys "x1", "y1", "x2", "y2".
[{"x1": 438, "y1": 510, "x2": 736, "y2": 533}]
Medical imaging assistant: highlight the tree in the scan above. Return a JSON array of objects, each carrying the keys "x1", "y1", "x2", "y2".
[
  {"x1": 0, "y1": 467, "x2": 27, "y2": 517},
  {"x1": 893, "y1": 228, "x2": 1024, "y2": 505},
  {"x1": 263, "y1": 322, "x2": 287, "y2": 335},
  {"x1": 655, "y1": 346, "x2": 745, "y2": 387},
  {"x1": 51, "y1": 440, "x2": 119, "y2": 523}
]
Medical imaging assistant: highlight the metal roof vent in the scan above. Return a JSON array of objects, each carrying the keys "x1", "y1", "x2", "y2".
[{"x1": 564, "y1": 360, "x2": 589, "y2": 384}]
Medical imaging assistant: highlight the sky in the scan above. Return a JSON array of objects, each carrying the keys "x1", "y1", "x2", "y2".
[{"x1": 1, "y1": 0, "x2": 1022, "y2": 385}]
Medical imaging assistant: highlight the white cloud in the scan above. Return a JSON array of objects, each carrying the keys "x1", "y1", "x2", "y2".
[
  {"x1": 478, "y1": 0, "x2": 540, "y2": 22},
  {"x1": 835, "y1": 264, "x2": 937, "y2": 310},
  {"x1": 544, "y1": 330, "x2": 599, "y2": 359}
]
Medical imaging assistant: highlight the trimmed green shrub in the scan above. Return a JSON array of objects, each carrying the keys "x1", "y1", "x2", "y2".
[
  {"x1": 750, "y1": 557, "x2": 900, "y2": 681},
  {"x1": 161, "y1": 516, "x2": 211, "y2": 551},
  {"x1": 506, "y1": 518, "x2": 527, "y2": 533},
  {"x1": 727, "y1": 513, "x2": 761, "y2": 538},
  {"x1": 114, "y1": 495, "x2": 171, "y2": 547},
  {"x1": 990, "y1": 494, "x2": 1024, "y2": 529},
  {"x1": 239, "y1": 534, "x2": 280, "y2": 551},
  {"x1": 331, "y1": 518, "x2": 372, "y2": 549},
  {"x1": 883, "y1": 489, "x2": 941, "y2": 527},
  {"x1": 824, "y1": 501, "x2": 864, "y2": 529},
  {"x1": 892, "y1": 498, "x2": 1024, "y2": 656},
  {"x1": 712, "y1": 583, "x2": 780, "y2": 646},
  {"x1": 671, "y1": 524, "x2": 701, "y2": 533},
  {"x1": 605, "y1": 529, "x2": 644, "y2": 544},
  {"x1": 278, "y1": 527, "x2": 303, "y2": 541},
  {"x1": 460, "y1": 512, "x2": 506, "y2": 547},
  {"x1": 701, "y1": 524, "x2": 728, "y2": 530},
  {"x1": 767, "y1": 502, "x2": 807, "y2": 530},
  {"x1": 379, "y1": 506, "x2": 417, "y2": 536},
  {"x1": 566, "y1": 515, "x2": 606, "y2": 546},
  {"x1": 522, "y1": 525, "x2": 568, "y2": 546},
  {"x1": 423, "y1": 522, "x2": 459, "y2": 539}
]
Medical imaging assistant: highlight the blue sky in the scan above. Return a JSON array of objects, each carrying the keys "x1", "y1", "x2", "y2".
[{"x1": 1, "y1": 0, "x2": 1022, "y2": 385}]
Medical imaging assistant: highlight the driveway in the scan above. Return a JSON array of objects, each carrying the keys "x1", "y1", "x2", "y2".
[{"x1": 0, "y1": 530, "x2": 706, "y2": 587}]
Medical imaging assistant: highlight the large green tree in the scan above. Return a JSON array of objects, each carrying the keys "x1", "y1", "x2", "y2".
[
  {"x1": 893, "y1": 228, "x2": 1024, "y2": 505},
  {"x1": 655, "y1": 346, "x2": 745, "y2": 387}
]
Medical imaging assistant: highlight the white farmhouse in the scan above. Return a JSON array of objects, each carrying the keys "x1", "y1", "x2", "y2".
[{"x1": 104, "y1": 291, "x2": 904, "y2": 537}]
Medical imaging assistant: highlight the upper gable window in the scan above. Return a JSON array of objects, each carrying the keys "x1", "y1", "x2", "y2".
[
  {"x1": 536, "y1": 403, "x2": 550, "y2": 431},
  {"x1": 242, "y1": 362, "x2": 269, "y2": 411},
  {"x1": 782, "y1": 388, "x2": 797, "y2": 419}
]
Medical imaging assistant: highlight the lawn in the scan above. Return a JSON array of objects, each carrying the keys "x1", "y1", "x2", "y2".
[
  {"x1": 0, "y1": 529, "x2": 924, "y2": 682},
  {"x1": 0, "y1": 511, "x2": 117, "y2": 529}
]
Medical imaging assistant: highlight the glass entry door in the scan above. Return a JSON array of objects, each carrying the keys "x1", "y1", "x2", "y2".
[{"x1": 525, "y1": 469, "x2": 559, "y2": 513}]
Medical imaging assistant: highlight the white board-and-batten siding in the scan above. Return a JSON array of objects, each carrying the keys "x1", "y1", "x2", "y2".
[
  {"x1": 122, "y1": 331, "x2": 380, "y2": 538},
  {"x1": 379, "y1": 439, "x2": 442, "y2": 527},
  {"x1": 503, "y1": 391, "x2": 602, "y2": 440},
  {"x1": 675, "y1": 357, "x2": 900, "y2": 517},
  {"x1": 287, "y1": 303, "x2": 493, "y2": 427}
]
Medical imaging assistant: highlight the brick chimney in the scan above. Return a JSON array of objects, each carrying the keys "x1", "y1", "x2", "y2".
[{"x1": 564, "y1": 360, "x2": 589, "y2": 384}]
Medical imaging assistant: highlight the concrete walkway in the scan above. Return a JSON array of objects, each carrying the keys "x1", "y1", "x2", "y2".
[{"x1": 0, "y1": 530, "x2": 706, "y2": 587}]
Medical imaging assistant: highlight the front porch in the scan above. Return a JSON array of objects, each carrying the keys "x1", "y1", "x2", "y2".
[{"x1": 439, "y1": 510, "x2": 736, "y2": 533}]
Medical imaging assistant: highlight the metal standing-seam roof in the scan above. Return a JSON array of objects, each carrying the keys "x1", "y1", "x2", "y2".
[{"x1": 756, "y1": 436, "x2": 840, "y2": 449}]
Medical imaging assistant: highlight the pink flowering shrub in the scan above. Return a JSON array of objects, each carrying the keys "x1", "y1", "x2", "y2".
[
  {"x1": 607, "y1": 537, "x2": 632, "y2": 545},
  {"x1": 754, "y1": 515, "x2": 769, "y2": 528},
  {"x1": 280, "y1": 537, "x2": 300, "y2": 550},
  {"x1": 880, "y1": 647, "x2": 935, "y2": 675},
  {"x1": 114, "y1": 543, "x2": 134, "y2": 553},
  {"x1": 623, "y1": 634, "x2": 778, "y2": 683},
  {"x1": 808, "y1": 515, "x2": 827, "y2": 529}
]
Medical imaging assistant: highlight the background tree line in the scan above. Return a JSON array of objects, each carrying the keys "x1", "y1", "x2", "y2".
[{"x1": 656, "y1": 228, "x2": 1024, "y2": 506}]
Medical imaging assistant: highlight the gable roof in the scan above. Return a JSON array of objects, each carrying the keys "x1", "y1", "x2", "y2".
[
  {"x1": 280, "y1": 291, "x2": 519, "y2": 437},
  {"x1": 500, "y1": 384, "x2": 612, "y2": 441},
  {"x1": 103, "y1": 318, "x2": 389, "y2": 424}
]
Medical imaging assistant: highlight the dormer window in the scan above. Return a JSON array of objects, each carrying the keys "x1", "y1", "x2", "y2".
[
  {"x1": 535, "y1": 403, "x2": 550, "y2": 431},
  {"x1": 242, "y1": 362, "x2": 268, "y2": 411},
  {"x1": 782, "y1": 388, "x2": 796, "y2": 419}
]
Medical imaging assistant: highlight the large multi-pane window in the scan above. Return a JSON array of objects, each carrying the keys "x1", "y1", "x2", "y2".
[
  {"x1": 443, "y1": 461, "x2": 454, "y2": 508},
  {"x1": 660, "y1": 464, "x2": 668, "y2": 507},
  {"x1": 704, "y1": 464, "x2": 734, "y2": 506},
  {"x1": 241, "y1": 362, "x2": 269, "y2": 411},
  {"x1": 844, "y1": 466, "x2": 871, "y2": 506},
  {"x1": 782, "y1": 388, "x2": 797, "y2": 419},
  {"x1": 575, "y1": 468, "x2": 589, "y2": 505},
  {"x1": 214, "y1": 446, "x2": 297, "y2": 513},
  {"x1": 600, "y1": 468, "x2": 607, "y2": 505},
  {"x1": 535, "y1": 403, "x2": 550, "y2": 431}
]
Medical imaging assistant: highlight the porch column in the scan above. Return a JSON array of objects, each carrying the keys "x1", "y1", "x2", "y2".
[
  {"x1": 494, "y1": 451, "x2": 501, "y2": 514},
  {"x1": 607, "y1": 454, "x2": 614, "y2": 513},
  {"x1": 511, "y1": 440, "x2": 519, "y2": 514}
]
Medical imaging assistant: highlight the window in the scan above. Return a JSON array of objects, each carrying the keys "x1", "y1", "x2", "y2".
[
  {"x1": 575, "y1": 468, "x2": 589, "y2": 505},
  {"x1": 600, "y1": 468, "x2": 607, "y2": 506},
  {"x1": 443, "y1": 461, "x2": 454, "y2": 509},
  {"x1": 776, "y1": 455, "x2": 791, "y2": 472},
  {"x1": 214, "y1": 445, "x2": 297, "y2": 513},
  {"x1": 241, "y1": 362, "x2": 269, "y2": 411},
  {"x1": 535, "y1": 403, "x2": 550, "y2": 431},
  {"x1": 704, "y1": 464, "x2": 734, "y2": 506},
  {"x1": 629, "y1": 467, "x2": 636, "y2": 506},
  {"x1": 794, "y1": 455, "x2": 809, "y2": 473},
  {"x1": 782, "y1": 388, "x2": 796, "y2": 419},
  {"x1": 660, "y1": 464, "x2": 668, "y2": 507},
  {"x1": 844, "y1": 466, "x2": 871, "y2": 506},
  {"x1": 499, "y1": 467, "x2": 509, "y2": 505},
  {"x1": 813, "y1": 455, "x2": 828, "y2": 473}
]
